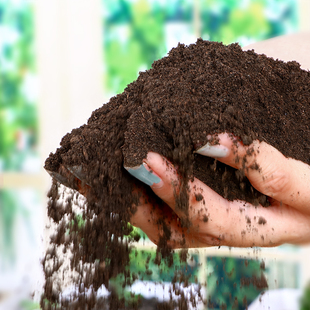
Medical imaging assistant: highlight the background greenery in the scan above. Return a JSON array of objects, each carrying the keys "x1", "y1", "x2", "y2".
[
  {"x1": 206, "y1": 257, "x2": 265, "y2": 309},
  {"x1": 301, "y1": 283, "x2": 310, "y2": 310},
  {"x1": 0, "y1": 0, "x2": 37, "y2": 172},
  {"x1": 103, "y1": 0, "x2": 297, "y2": 95}
]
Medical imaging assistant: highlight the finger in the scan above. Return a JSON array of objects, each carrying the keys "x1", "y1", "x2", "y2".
[
  {"x1": 45, "y1": 164, "x2": 91, "y2": 197},
  {"x1": 131, "y1": 152, "x2": 310, "y2": 247},
  {"x1": 144, "y1": 151, "x2": 237, "y2": 226},
  {"x1": 129, "y1": 191, "x2": 220, "y2": 248},
  {"x1": 196, "y1": 133, "x2": 310, "y2": 213},
  {"x1": 181, "y1": 177, "x2": 310, "y2": 247},
  {"x1": 125, "y1": 156, "x2": 223, "y2": 247},
  {"x1": 143, "y1": 152, "x2": 250, "y2": 245}
]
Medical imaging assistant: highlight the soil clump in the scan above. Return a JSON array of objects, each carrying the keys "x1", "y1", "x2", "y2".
[{"x1": 42, "y1": 39, "x2": 310, "y2": 309}]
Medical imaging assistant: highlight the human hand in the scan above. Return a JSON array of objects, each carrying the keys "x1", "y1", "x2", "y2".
[
  {"x1": 126, "y1": 133, "x2": 310, "y2": 248},
  {"x1": 46, "y1": 33, "x2": 310, "y2": 249},
  {"x1": 124, "y1": 33, "x2": 310, "y2": 249}
]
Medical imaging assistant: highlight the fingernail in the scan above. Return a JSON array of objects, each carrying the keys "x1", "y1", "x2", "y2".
[
  {"x1": 46, "y1": 170, "x2": 71, "y2": 187},
  {"x1": 125, "y1": 163, "x2": 161, "y2": 186},
  {"x1": 195, "y1": 143, "x2": 229, "y2": 158},
  {"x1": 68, "y1": 166, "x2": 87, "y2": 181}
]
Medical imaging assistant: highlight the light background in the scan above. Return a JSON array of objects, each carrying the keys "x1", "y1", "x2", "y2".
[{"x1": 0, "y1": 0, "x2": 310, "y2": 309}]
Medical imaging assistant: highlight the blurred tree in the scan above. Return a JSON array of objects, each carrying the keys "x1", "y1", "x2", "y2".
[
  {"x1": 103, "y1": 0, "x2": 297, "y2": 95},
  {"x1": 0, "y1": 1, "x2": 37, "y2": 269},
  {"x1": 201, "y1": 0, "x2": 297, "y2": 46},
  {"x1": 0, "y1": 1, "x2": 37, "y2": 171},
  {"x1": 104, "y1": 0, "x2": 166, "y2": 94}
]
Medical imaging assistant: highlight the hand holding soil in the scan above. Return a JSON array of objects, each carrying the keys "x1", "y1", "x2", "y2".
[
  {"x1": 128, "y1": 132, "x2": 310, "y2": 248},
  {"x1": 42, "y1": 33, "x2": 310, "y2": 308},
  {"x1": 126, "y1": 33, "x2": 310, "y2": 249}
]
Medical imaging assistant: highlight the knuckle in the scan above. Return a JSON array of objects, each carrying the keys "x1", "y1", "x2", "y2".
[{"x1": 262, "y1": 171, "x2": 291, "y2": 198}]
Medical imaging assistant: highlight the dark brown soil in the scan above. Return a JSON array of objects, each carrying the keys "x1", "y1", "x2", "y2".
[{"x1": 41, "y1": 39, "x2": 310, "y2": 309}]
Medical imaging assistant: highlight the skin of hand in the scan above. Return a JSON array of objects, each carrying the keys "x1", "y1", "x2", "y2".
[
  {"x1": 127, "y1": 134, "x2": 310, "y2": 248},
  {"x1": 127, "y1": 33, "x2": 310, "y2": 249}
]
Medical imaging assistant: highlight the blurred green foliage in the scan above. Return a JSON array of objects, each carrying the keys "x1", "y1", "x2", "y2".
[
  {"x1": 103, "y1": 0, "x2": 195, "y2": 94},
  {"x1": 0, "y1": 0, "x2": 37, "y2": 276},
  {"x1": 110, "y1": 250, "x2": 265, "y2": 308},
  {"x1": 103, "y1": 0, "x2": 166, "y2": 93},
  {"x1": 206, "y1": 257, "x2": 266, "y2": 309},
  {"x1": 20, "y1": 299, "x2": 40, "y2": 310},
  {"x1": 128, "y1": 248, "x2": 199, "y2": 283},
  {"x1": 200, "y1": 0, "x2": 297, "y2": 45},
  {"x1": 0, "y1": 1, "x2": 37, "y2": 171},
  {"x1": 103, "y1": 0, "x2": 297, "y2": 94},
  {"x1": 300, "y1": 283, "x2": 310, "y2": 310},
  {"x1": 109, "y1": 247, "x2": 199, "y2": 307}
]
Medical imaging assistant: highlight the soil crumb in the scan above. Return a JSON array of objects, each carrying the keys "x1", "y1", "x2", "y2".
[
  {"x1": 42, "y1": 39, "x2": 310, "y2": 309},
  {"x1": 258, "y1": 216, "x2": 267, "y2": 225}
]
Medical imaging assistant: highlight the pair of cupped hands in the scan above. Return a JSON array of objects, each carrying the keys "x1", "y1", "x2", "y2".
[{"x1": 125, "y1": 133, "x2": 310, "y2": 248}]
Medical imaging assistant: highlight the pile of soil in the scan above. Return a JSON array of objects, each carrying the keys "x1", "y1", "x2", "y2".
[{"x1": 41, "y1": 39, "x2": 310, "y2": 309}]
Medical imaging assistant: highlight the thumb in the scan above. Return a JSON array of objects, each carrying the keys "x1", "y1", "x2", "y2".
[{"x1": 196, "y1": 132, "x2": 310, "y2": 211}]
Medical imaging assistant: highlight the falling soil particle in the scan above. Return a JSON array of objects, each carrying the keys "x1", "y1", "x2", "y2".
[
  {"x1": 203, "y1": 214, "x2": 209, "y2": 223},
  {"x1": 42, "y1": 39, "x2": 310, "y2": 309},
  {"x1": 195, "y1": 193, "x2": 204, "y2": 202},
  {"x1": 260, "y1": 260, "x2": 266, "y2": 271},
  {"x1": 240, "y1": 273, "x2": 268, "y2": 290}
]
